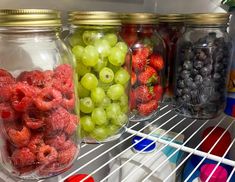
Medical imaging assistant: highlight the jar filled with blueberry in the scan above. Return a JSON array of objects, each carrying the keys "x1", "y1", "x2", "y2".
[
  {"x1": 0, "y1": 9, "x2": 80, "y2": 179},
  {"x1": 157, "y1": 14, "x2": 185, "y2": 102},
  {"x1": 67, "y1": 11, "x2": 131, "y2": 143},
  {"x1": 120, "y1": 13, "x2": 165, "y2": 122},
  {"x1": 174, "y1": 13, "x2": 232, "y2": 119}
]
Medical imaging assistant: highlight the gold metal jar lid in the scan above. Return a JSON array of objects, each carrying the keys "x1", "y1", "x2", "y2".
[
  {"x1": 69, "y1": 11, "x2": 121, "y2": 26},
  {"x1": 159, "y1": 14, "x2": 185, "y2": 23},
  {"x1": 0, "y1": 9, "x2": 61, "y2": 27},
  {"x1": 185, "y1": 13, "x2": 229, "y2": 25},
  {"x1": 120, "y1": 13, "x2": 158, "y2": 24}
]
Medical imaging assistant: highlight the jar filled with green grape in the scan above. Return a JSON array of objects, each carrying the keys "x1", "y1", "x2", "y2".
[{"x1": 67, "y1": 11, "x2": 131, "y2": 143}]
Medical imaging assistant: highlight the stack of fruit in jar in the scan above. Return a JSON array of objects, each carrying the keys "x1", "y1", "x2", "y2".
[
  {"x1": 70, "y1": 30, "x2": 130, "y2": 142},
  {"x1": 0, "y1": 64, "x2": 79, "y2": 176},
  {"x1": 121, "y1": 25, "x2": 165, "y2": 119}
]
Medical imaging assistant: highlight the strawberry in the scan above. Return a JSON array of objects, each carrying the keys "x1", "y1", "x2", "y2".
[
  {"x1": 121, "y1": 32, "x2": 138, "y2": 46},
  {"x1": 129, "y1": 89, "x2": 136, "y2": 110},
  {"x1": 149, "y1": 54, "x2": 164, "y2": 71},
  {"x1": 131, "y1": 71, "x2": 137, "y2": 86},
  {"x1": 134, "y1": 47, "x2": 151, "y2": 60},
  {"x1": 138, "y1": 100, "x2": 158, "y2": 116},
  {"x1": 134, "y1": 85, "x2": 153, "y2": 103},
  {"x1": 132, "y1": 54, "x2": 147, "y2": 72},
  {"x1": 138, "y1": 66, "x2": 158, "y2": 85},
  {"x1": 153, "y1": 85, "x2": 163, "y2": 101}
]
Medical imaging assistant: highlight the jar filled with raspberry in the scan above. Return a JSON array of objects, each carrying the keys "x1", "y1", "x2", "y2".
[
  {"x1": 157, "y1": 14, "x2": 185, "y2": 102},
  {"x1": 67, "y1": 11, "x2": 131, "y2": 143},
  {"x1": 0, "y1": 9, "x2": 80, "y2": 179},
  {"x1": 174, "y1": 13, "x2": 232, "y2": 119},
  {"x1": 120, "y1": 13, "x2": 165, "y2": 122}
]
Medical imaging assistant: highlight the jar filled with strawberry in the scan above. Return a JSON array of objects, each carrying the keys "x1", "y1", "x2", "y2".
[
  {"x1": 157, "y1": 14, "x2": 185, "y2": 102},
  {"x1": 120, "y1": 13, "x2": 165, "y2": 122},
  {"x1": 67, "y1": 11, "x2": 131, "y2": 143},
  {"x1": 174, "y1": 13, "x2": 232, "y2": 119},
  {"x1": 0, "y1": 9, "x2": 80, "y2": 179}
]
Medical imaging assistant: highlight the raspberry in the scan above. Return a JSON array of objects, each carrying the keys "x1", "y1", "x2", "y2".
[
  {"x1": 28, "y1": 133, "x2": 45, "y2": 154},
  {"x1": 59, "y1": 139, "x2": 74, "y2": 151},
  {"x1": 17, "y1": 165, "x2": 36, "y2": 174},
  {"x1": 0, "y1": 76, "x2": 15, "y2": 87},
  {"x1": 23, "y1": 107, "x2": 46, "y2": 129},
  {"x1": 58, "y1": 143, "x2": 77, "y2": 165},
  {"x1": 64, "y1": 114, "x2": 78, "y2": 136},
  {"x1": 45, "y1": 133, "x2": 66, "y2": 150},
  {"x1": 53, "y1": 64, "x2": 74, "y2": 94},
  {"x1": 34, "y1": 87, "x2": 62, "y2": 111},
  {"x1": 45, "y1": 107, "x2": 70, "y2": 135},
  {"x1": 8, "y1": 126, "x2": 31, "y2": 147},
  {"x1": 37, "y1": 145, "x2": 58, "y2": 164},
  {"x1": 0, "y1": 86, "x2": 13, "y2": 102},
  {"x1": 11, "y1": 83, "x2": 34, "y2": 112},
  {"x1": 17, "y1": 70, "x2": 46, "y2": 88},
  {"x1": 0, "y1": 103, "x2": 19, "y2": 122},
  {"x1": 61, "y1": 90, "x2": 75, "y2": 110},
  {"x1": 0, "y1": 69, "x2": 14, "y2": 79},
  {"x1": 11, "y1": 147, "x2": 36, "y2": 168}
]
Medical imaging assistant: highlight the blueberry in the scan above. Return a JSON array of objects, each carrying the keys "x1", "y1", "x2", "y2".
[
  {"x1": 190, "y1": 82, "x2": 197, "y2": 90},
  {"x1": 213, "y1": 51, "x2": 223, "y2": 62},
  {"x1": 177, "y1": 66, "x2": 183, "y2": 73},
  {"x1": 194, "y1": 61, "x2": 204, "y2": 70},
  {"x1": 200, "y1": 67, "x2": 211, "y2": 77},
  {"x1": 183, "y1": 61, "x2": 193, "y2": 70},
  {"x1": 199, "y1": 51, "x2": 207, "y2": 60},
  {"x1": 204, "y1": 58, "x2": 212, "y2": 65},
  {"x1": 200, "y1": 94, "x2": 209, "y2": 103},
  {"x1": 213, "y1": 73, "x2": 221, "y2": 80},
  {"x1": 195, "y1": 75, "x2": 203, "y2": 84},
  {"x1": 190, "y1": 90, "x2": 198, "y2": 98},
  {"x1": 203, "y1": 78, "x2": 213, "y2": 87},
  {"x1": 181, "y1": 41, "x2": 193, "y2": 50},
  {"x1": 182, "y1": 94, "x2": 191, "y2": 102},
  {"x1": 191, "y1": 69, "x2": 199, "y2": 77},
  {"x1": 207, "y1": 32, "x2": 216, "y2": 43},
  {"x1": 214, "y1": 63, "x2": 224, "y2": 72},
  {"x1": 181, "y1": 70, "x2": 191, "y2": 79},
  {"x1": 183, "y1": 88, "x2": 190, "y2": 95},
  {"x1": 176, "y1": 89, "x2": 183, "y2": 96},
  {"x1": 177, "y1": 79, "x2": 185, "y2": 88},
  {"x1": 184, "y1": 77, "x2": 193, "y2": 86}
]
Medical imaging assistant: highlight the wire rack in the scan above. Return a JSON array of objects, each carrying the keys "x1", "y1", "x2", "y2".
[{"x1": 1, "y1": 104, "x2": 235, "y2": 182}]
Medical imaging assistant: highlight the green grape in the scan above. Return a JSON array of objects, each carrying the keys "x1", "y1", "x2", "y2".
[
  {"x1": 106, "y1": 103, "x2": 122, "y2": 120},
  {"x1": 82, "y1": 45, "x2": 99, "y2": 67},
  {"x1": 111, "y1": 113, "x2": 128, "y2": 126},
  {"x1": 93, "y1": 58, "x2": 108, "y2": 72},
  {"x1": 108, "y1": 47, "x2": 126, "y2": 66},
  {"x1": 80, "y1": 97, "x2": 95, "y2": 114},
  {"x1": 99, "y1": 67, "x2": 114, "y2": 83},
  {"x1": 98, "y1": 96, "x2": 111, "y2": 108},
  {"x1": 107, "y1": 62, "x2": 120, "y2": 73},
  {"x1": 81, "y1": 116, "x2": 95, "y2": 132},
  {"x1": 104, "y1": 33, "x2": 118, "y2": 47},
  {"x1": 83, "y1": 30, "x2": 100, "y2": 45},
  {"x1": 72, "y1": 45, "x2": 84, "y2": 61},
  {"x1": 120, "y1": 94, "x2": 128, "y2": 107},
  {"x1": 107, "y1": 124, "x2": 120, "y2": 136},
  {"x1": 69, "y1": 32, "x2": 85, "y2": 47},
  {"x1": 94, "y1": 39, "x2": 111, "y2": 57},
  {"x1": 114, "y1": 68, "x2": 130, "y2": 85},
  {"x1": 107, "y1": 84, "x2": 124, "y2": 100},
  {"x1": 78, "y1": 82, "x2": 90, "y2": 98},
  {"x1": 77, "y1": 61, "x2": 91, "y2": 76},
  {"x1": 116, "y1": 42, "x2": 128, "y2": 54},
  {"x1": 81, "y1": 73, "x2": 98, "y2": 90},
  {"x1": 122, "y1": 105, "x2": 129, "y2": 113},
  {"x1": 91, "y1": 107, "x2": 107, "y2": 126},
  {"x1": 90, "y1": 126, "x2": 108, "y2": 141},
  {"x1": 91, "y1": 87, "x2": 105, "y2": 104},
  {"x1": 98, "y1": 80, "x2": 114, "y2": 91}
]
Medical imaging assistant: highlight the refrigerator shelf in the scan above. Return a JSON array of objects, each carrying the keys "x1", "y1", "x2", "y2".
[{"x1": 2, "y1": 104, "x2": 235, "y2": 182}]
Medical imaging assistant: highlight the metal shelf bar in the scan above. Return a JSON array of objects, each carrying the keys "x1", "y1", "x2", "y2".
[
  {"x1": 60, "y1": 105, "x2": 171, "y2": 182},
  {"x1": 227, "y1": 166, "x2": 235, "y2": 181},
  {"x1": 184, "y1": 118, "x2": 235, "y2": 182},
  {"x1": 76, "y1": 144, "x2": 105, "y2": 160},
  {"x1": 205, "y1": 137, "x2": 235, "y2": 182},
  {"x1": 84, "y1": 110, "x2": 179, "y2": 182}
]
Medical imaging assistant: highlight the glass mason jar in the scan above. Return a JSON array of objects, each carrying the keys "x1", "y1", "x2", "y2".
[
  {"x1": 174, "y1": 13, "x2": 232, "y2": 119},
  {"x1": 157, "y1": 14, "x2": 185, "y2": 102},
  {"x1": 120, "y1": 13, "x2": 165, "y2": 122},
  {"x1": 67, "y1": 11, "x2": 131, "y2": 143},
  {"x1": 0, "y1": 9, "x2": 80, "y2": 179}
]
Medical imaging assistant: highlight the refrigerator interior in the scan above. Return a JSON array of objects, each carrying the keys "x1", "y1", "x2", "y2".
[{"x1": 0, "y1": 0, "x2": 235, "y2": 181}]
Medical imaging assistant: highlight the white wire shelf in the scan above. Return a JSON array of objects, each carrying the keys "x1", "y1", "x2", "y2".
[{"x1": 1, "y1": 104, "x2": 235, "y2": 182}]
